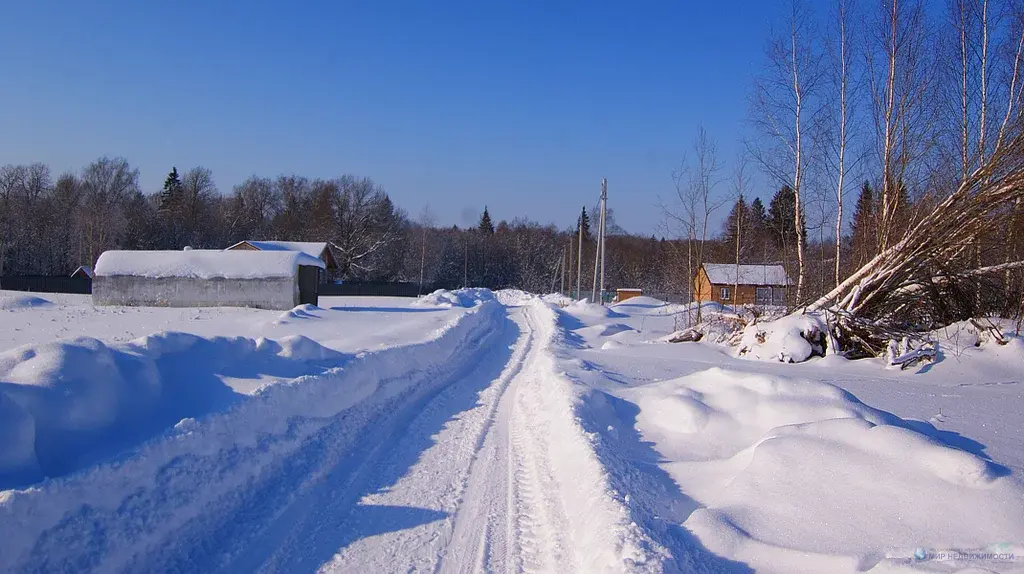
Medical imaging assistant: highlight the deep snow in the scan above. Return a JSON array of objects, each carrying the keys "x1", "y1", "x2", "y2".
[{"x1": 0, "y1": 289, "x2": 1022, "y2": 573}]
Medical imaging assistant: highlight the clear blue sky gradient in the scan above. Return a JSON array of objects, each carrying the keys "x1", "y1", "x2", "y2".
[{"x1": 0, "y1": 1, "x2": 782, "y2": 234}]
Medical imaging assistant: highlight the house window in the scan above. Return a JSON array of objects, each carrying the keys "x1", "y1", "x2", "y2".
[
  {"x1": 720, "y1": 287, "x2": 731, "y2": 300},
  {"x1": 756, "y1": 287, "x2": 771, "y2": 305}
]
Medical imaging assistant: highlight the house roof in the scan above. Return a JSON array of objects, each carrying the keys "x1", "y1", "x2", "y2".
[
  {"x1": 226, "y1": 241, "x2": 336, "y2": 269},
  {"x1": 71, "y1": 265, "x2": 93, "y2": 279},
  {"x1": 95, "y1": 250, "x2": 324, "y2": 280},
  {"x1": 702, "y1": 263, "x2": 791, "y2": 286}
]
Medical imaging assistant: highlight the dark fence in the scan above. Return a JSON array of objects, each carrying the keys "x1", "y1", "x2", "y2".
[{"x1": 0, "y1": 275, "x2": 92, "y2": 294}]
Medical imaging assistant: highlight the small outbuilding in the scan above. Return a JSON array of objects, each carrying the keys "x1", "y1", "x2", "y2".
[
  {"x1": 70, "y1": 266, "x2": 93, "y2": 280},
  {"x1": 694, "y1": 263, "x2": 791, "y2": 306},
  {"x1": 92, "y1": 250, "x2": 325, "y2": 310},
  {"x1": 614, "y1": 288, "x2": 642, "y2": 303},
  {"x1": 225, "y1": 241, "x2": 338, "y2": 275}
]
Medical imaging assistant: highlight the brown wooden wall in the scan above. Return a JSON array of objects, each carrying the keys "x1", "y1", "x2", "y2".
[{"x1": 693, "y1": 267, "x2": 785, "y2": 305}]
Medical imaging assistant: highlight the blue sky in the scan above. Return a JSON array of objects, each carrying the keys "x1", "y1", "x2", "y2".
[{"x1": 0, "y1": 1, "x2": 780, "y2": 234}]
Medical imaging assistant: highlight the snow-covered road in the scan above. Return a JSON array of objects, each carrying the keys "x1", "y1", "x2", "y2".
[{"x1": 1, "y1": 297, "x2": 656, "y2": 573}]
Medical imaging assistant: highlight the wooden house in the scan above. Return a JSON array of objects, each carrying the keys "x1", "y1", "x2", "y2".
[{"x1": 694, "y1": 263, "x2": 791, "y2": 306}]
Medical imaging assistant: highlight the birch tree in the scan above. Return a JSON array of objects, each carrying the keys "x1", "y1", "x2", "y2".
[
  {"x1": 750, "y1": 0, "x2": 821, "y2": 302},
  {"x1": 866, "y1": 0, "x2": 933, "y2": 252}
]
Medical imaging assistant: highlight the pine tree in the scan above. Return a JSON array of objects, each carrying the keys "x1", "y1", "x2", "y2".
[
  {"x1": 478, "y1": 206, "x2": 495, "y2": 234},
  {"x1": 851, "y1": 181, "x2": 877, "y2": 267}
]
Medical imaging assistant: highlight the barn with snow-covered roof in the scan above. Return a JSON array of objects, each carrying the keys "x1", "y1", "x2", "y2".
[
  {"x1": 694, "y1": 263, "x2": 791, "y2": 306},
  {"x1": 92, "y1": 250, "x2": 324, "y2": 310}
]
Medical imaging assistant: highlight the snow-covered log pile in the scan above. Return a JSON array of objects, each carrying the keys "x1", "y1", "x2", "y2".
[{"x1": 807, "y1": 133, "x2": 1024, "y2": 356}]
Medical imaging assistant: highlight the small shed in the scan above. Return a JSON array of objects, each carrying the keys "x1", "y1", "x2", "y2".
[
  {"x1": 92, "y1": 250, "x2": 325, "y2": 310},
  {"x1": 225, "y1": 241, "x2": 338, "y2": 274},
  {"x1": 614, "y1": 288, "x2": 642, "y2": 303},
  {"x1": 70, "y1": 266, "x2": 93, "y2": 280},
  {"x1": 694, "y1": 263, "x2": 791, "y2": 306}
]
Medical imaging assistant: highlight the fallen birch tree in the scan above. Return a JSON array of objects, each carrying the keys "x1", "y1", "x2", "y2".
[{"x1": 805, "y1": 130, "x2": 1024, "y2": 356}]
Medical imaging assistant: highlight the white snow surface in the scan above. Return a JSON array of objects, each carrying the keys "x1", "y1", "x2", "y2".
[
  {"x1": 413, "y1": 287, "x2": 496, "y2": 308},
  {"x1": 94, "y1": 249, "x2": 325, "y2": 279},
  {"x1": 2, "y1": 289, "x2": 1023, "y2": 573}
]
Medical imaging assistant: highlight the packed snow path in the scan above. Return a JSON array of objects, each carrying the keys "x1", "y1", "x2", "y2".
[{"x1": 227, "y1": 304, "x2": 559, "y2": 573}]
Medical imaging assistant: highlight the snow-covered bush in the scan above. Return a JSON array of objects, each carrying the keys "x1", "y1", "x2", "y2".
[{"x1": 737, "y1": 313, "x2": 833, "y2": 363}]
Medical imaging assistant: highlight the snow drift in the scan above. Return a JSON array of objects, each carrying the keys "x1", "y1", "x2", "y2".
[
  {"x1": 0, "y1": 331, "x2": 346, "y2": 487},
  {"x1": 0, "y1": 299, "x2": 504, "y2": 571},
  {"x1": 622, "y1": 368, "x2": 1024, "y2": 572}
]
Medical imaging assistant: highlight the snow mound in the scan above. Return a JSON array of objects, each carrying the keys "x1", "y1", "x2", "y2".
[
  {"x1": 274, "y1": 303, "x2": 321, "y2": 323},
  {"x1": 0, "y1": 295, "x2": 53, "y2": 310},
  {"x1": 610, "y1": 296, "x2": 667, "y2": 312},
  {"x1": 737, "y1": 313, "x2": 832, "y2": 362},
  {"x1": 626, "y1": 368, "x2": 1024, "y2": 569},
  {"x1": 495, "y1": 289, "x2": 534, "y2": 306},
  {"x1": 564, "y1": 300, "x2": 628, "y2": 320},
  {"x1": 576, "y1": 322, "x2": 637, "y2": 338},
  {"x1": 414, "y1": 288, "x2": 495, "y2": 308}
]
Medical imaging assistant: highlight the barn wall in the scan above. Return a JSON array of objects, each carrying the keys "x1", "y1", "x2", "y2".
[{"x1": 93, "y1": 276, "x2": 299, "y2": 310}]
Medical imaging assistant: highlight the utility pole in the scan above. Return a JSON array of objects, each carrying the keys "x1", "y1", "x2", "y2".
[
  {"x1": 463, "y1": 235, "x2": 468, "y2": 288},
  {"x1": 599, "y1": 178, "x2": 608, "y2": 305},
  {"x1": 419, "y1": 226, "x2": 427, "y2": 295},
  {"x1": 592, "y1": 178, "x2": 607, "y2": 304},
  {"x1": 560, "y1": 247, "x2": 566, "y2": 294},
  {"x1": 576, "y1": 208, "x2": 584, "y2": 299}
]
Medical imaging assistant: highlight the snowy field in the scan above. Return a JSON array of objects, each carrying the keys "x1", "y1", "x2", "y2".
[{"x1": 0, "y1": 289, "x2": 1022, "y2": 572}]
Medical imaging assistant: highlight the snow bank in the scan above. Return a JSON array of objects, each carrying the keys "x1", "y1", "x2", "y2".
[
  {"x1": 737, "y1": 312, "x2": 832, "y2": 362},
  {"x1": 413, "y1": 288, "x2": 495, "y2": 308},
  {"x1": 94, "y1": 249, "x2": 324, "y2": 279},
  {"x1": 524, "y1": 301, "x2": 669, "y2": 572},
  {"x1": 0, "y1": 294, "x2": 53, "y2": 310},
  {"x1": 0, "y1": 330, "x2": 345, "y2": 487},
  {"x1": 624, "y1": 368, "x2": 1024, "y2": 572},
  {"x1": 0, "y1": 299, "x2": 504, "y2": 571}
]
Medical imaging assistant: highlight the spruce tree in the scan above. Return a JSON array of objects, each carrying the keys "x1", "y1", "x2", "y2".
[
  {"x1": 577, "y1": 206, "x2": 592, "y2": 241},
  {"x1": 851, "y1": 181, "x2": 876, "y2": 267},
  {"x1": 478, "y1": 207, "x2": 495, "y2": 234},
  {"x1": 750, "y1": 197, "x2": 767, "y2": 227},
  {"x1": 723, "y1": 194, "x2": 749, "y2": 247},
  {"x1": 159, "y1": 167, "x2": 183, "y2": 215},
  {"x1": 767, "y1": 185, "x2": 804, "y2": 250}
]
